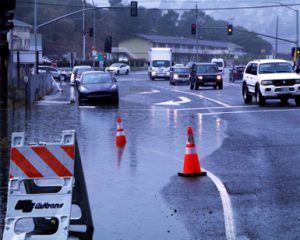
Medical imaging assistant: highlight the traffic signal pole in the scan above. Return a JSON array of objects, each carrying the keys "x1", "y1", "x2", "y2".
[{"x1": 0, "y1": 33, "x2": 8, "y2": 109}]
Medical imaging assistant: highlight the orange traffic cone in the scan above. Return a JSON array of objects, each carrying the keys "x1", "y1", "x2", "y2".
[
  {"x1": 116, "y1": 116, "x2": 126, "y2": 147},
  {"x1": 178, "y1": 126, "x2": 206, "y2": 177}
]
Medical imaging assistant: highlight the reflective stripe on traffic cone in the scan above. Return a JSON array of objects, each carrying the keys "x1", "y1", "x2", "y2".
[
  {"x1": 116, "y1": 117, "x2": 126, "y2": 147},
  {"x1": 178, "y1": 126, "x2": 206, "y2": 177}
]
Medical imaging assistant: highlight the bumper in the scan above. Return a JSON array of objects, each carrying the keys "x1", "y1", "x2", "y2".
[
  {"x1": 151, "y1": 72, "x2": 170, "y2": 78},
  {"x1": 195, "y1": 80, "x2": 221, "y2": 86},
  {"x1": 79, "y1": 91, "x2": 118, "y2": 100},
  {"x1": 174, "y1": 78, "x2": 190, "y2": 83},
  {"x1": 260, "y1": 85, "x2": 300, "y2": 98}
]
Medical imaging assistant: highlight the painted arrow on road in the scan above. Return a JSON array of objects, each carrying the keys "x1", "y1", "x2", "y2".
[{"x1": 155, "y1": 96, "x2": 191, "y2": 106}]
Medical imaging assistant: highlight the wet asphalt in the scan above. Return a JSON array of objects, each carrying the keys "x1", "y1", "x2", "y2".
[{"x1": 1, "y1": 69, "x2": 300, "y2": 239}]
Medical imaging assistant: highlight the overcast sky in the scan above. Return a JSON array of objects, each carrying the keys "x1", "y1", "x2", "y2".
[{"x1": 89, "y1": 0, "x2": 300, "y2": 53}]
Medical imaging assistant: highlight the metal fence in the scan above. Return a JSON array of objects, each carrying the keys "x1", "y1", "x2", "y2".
[{"x1": 27, "y1": 73, "x2": 53, "y2": 103}]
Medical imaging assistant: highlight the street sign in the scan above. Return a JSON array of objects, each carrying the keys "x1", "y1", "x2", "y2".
[{"x1": 98, "y1": 54, "x2": 104, "y2": 61}]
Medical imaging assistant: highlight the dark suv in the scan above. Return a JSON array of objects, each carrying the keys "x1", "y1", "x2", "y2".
[{"x1": 190, "y1": 63, "x2": 223, "y2": 90}]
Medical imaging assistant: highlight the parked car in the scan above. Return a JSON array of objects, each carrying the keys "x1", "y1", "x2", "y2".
[
  {"x1": 190, "y1": 63, "x2": 223, "y2": 90},
  {"x1": 70, "y1": 65, "x2": 93, "y2": 86},
  {"x1": 170, "y1": 66, "x2": 190, "y2": 85},
  {"x1": 105, "y1": 63, "x2": 130, "y2": 75},
  {"x1": 59, "y1": 67, "x2": 73, "y2": 80},
  {"x1": 229, "y1": 65, "x2": 246, "y2": 82},
  {"x1": 77, "y1": 71, "x2": 119, "y2": 105},
  {"x1": 32, "y1": 65, "x2": 65, "y2": 81},
  {"x1": 242, "y1": 59, "x2": 300, "y2": 106}
]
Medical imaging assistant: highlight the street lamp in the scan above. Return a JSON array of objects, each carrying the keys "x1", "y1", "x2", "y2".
[{"x1": 272, "y1": 2, "x2": 299, "y2": 52}]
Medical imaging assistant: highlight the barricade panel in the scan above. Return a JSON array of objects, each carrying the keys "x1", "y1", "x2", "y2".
[{"x1": 3, "y1": 130, "x2": 93, "y2": 240}]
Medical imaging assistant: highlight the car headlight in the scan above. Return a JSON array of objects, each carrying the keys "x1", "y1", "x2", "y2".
[
  {"x1": 111, "y1": 84, "x2": 117, "y2": 90},
  {"x1": 174, "y1": 74, "x2": 179, "y2": 79},
  {"x1": 166, "y1": 72, "x2": 170, "y2": 76},
  {"x1": 151, "y1": 71, "x2": 156, "y2": 76},
  {"x1": 216, "y1": 75, "x2": 222, "y2": 80},
  {"x1": 198, "y1": 76, "x2": 203, "y2": 80},
  {"x1": 295, "y1": 79, "x2": 300, "y2": 84},
  {"x1": 79, "y1": 86, "x2": 88, "y2": 92},
  {"x1": 261, "y1": 80, "x2": 273, "y2": 85}
]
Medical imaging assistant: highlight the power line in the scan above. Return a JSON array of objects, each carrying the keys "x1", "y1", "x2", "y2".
[{"x1": 16, "y1": 1, "x2": 300, "y2": 11}]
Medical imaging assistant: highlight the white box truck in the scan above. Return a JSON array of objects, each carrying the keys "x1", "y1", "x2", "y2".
[
  {"x1": 148, "y1": 48, "x2": 172, "y2": 80},
  {"x1": 211, "y1": 58, "x2": 225, "y2": 73}
]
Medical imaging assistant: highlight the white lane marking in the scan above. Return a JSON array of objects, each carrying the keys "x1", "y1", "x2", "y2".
[
  {"x1": 203, "y1": 168, "x2": 236, "y2": 240},
  {"x1": 37, "y1": 100, "x2": 70, "y2": 104},
  {"x1": 172, "y1": 89, "x2": 232, "y2": 107},
  {"x1": 175, "y1": 105, "x2": 257, "y2": 112},
  {"x1": 79, "y1": 106, "x2": 96, "y2": 109},
  {"x1": 138, "y1": 89, "x2": 160, "y2": 94},
  {"x1": 198, "y1": 108, "x2": 300, "y2": 116},
  {"x1": 155, "y1": 96, "x2": 191, "y2": 106}
]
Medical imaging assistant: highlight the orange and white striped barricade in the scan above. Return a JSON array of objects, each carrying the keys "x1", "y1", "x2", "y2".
[{"x1": 3, "y1": 130, "x2": 93, "y2": 240}]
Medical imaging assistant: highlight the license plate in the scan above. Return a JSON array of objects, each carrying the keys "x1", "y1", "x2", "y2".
[
  {"x1": 204, "y1": 82, "x2": 215, "y2": 86},
  {"x1": 281, "y1": 87, "x2": 289, "y2": 92}
]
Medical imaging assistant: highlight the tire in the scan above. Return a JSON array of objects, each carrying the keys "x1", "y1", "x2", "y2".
[
  {"x1": 190, "y1": 83, "x2": 194, "y2": 90},
  {"x1": 218, "y1": 83, "x2": 223, "y2": 90},
  {"x1": 243, "y1": 83, "x2": 252, "y2": 104},
  {"x1": 213, "y1": 86, "x2": 217, "y2": 90},
  {"x1": 125, "y1": 70, "x2": 129, "y2": 75},
  {"x1": 255, "y1": 86, "x2": 266, "y2": 106},
  {"x1": 195, "y1": 84, "x2": 199, "y2": 90},
  {"x1": 295, "y1": 97, "x2": 300, "y2": 106}
]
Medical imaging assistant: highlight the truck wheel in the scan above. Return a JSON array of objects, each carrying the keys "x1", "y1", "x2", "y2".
[
  {"x1": 243, "y1": 83, "x2": 252, "y2": 104},
  {"x1": 255, "y1": 86, "x2": 266, "y2": 106}
]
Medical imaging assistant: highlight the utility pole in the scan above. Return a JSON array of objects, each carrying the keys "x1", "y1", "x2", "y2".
[
  {"x1": 92, "y1": 0, "x2": 96, "y2": 68},
  {"x1": 82, "y1": 0, "x2": 86, "y2": 62},
  {"x1": 34, "y1": 0, "x2": 38, "y2": 74},
  {"x1": 275, "y1": 16, "x2": 278, "y2": 59},
  {"x1": 196, "y1": 3, "x2": 199, "y2": 62}
]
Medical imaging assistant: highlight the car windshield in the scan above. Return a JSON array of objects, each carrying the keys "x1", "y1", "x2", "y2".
[
  {"x1": 111, "y1": 63, "x2": 121, "y2": 67},
  {"x1": 173, "y1": 68, "x2": 189, "y2": 73},
  {"x1": 259, "y1": 63, "x2": 293, "y2": 74},
  {"x1": 196, "y1": 65, "x2": 218, "y2": 73},
  {"x1": 153, "y1": 60, "x2": 170, "y2": 68},
  {"x1": 82, "y1": 73, "x2": 113, "y2": 84},
  {"x1": 77, "y1": 68, "x2": 93, "y2": 75}
]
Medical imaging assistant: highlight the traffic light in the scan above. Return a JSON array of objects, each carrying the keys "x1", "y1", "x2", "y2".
[
  {"x1": 89, "y1": 28, "x2": 93, "y2": 37},
  {"x1": 0, "y1": 11, "x2": 14, "y2": 32},
  {"x1": 191, "y1": 23, "x2": 196, "y2": 35},
  {"x1": 104, "y1": 36, "x2": 112, "y2": 53},
  {"x1": 130, "y1": 1, "x2": 138, "y2": 17},
  {"x1": 227, "y1": 24, "x2": 233, "y2": 35},
  {"x1": 0, "y1": 0, "x2": 16, "y2": 11}
]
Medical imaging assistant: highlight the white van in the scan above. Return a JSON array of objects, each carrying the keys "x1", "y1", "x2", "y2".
[{"x1": 211, "y1": 58, "x2": 225, "y2": 73}]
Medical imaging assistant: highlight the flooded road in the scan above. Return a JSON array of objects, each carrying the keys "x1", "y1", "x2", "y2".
[{"x1": 0, "y1": 75, "x2": 228, "y2": 239}]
